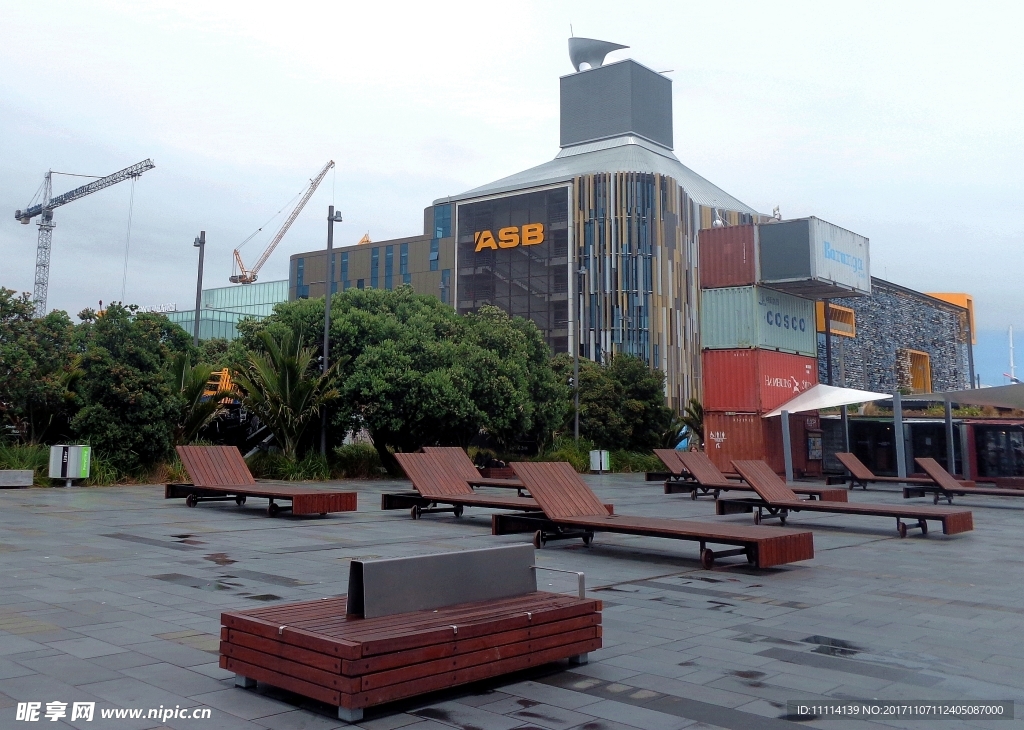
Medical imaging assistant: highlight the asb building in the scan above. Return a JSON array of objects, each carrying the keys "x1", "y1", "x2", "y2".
[{"x1": 290, "y1": 42, "x2": 765, "y2": 408}]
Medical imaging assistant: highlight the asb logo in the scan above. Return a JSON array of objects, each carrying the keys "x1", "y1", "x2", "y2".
[{"x1": 474, "y1": 223, "x2": 545, "y2": 252}]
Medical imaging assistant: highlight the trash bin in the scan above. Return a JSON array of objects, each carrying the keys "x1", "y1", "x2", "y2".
[
  {"x1": 49, "y1": 445, "x2": 91, "y2": 487},
  {"x1": 589, "y1": 450, "x2": 610, "y2": 474}
]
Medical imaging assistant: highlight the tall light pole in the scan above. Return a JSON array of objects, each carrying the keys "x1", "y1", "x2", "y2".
[
  {"x1": 574, "y1": 265, "x2": 587, "y2": 441},
  {"x1": 321, "y1": 205, "x2": 343, "y2": 455},
  {"x1": 192, "y1": 231, "x2": 205, "y2": 347}
]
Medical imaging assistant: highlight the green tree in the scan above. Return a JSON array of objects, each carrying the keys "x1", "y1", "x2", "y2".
[
  {"x1": 607, "y1": 355, "x2": 673, "y2": 450},
  {"x1": 0, "y1": 288, "x2": 80, "y2": 443},
  {"x1": 232, "y1": 329, "x2": 340, "y2": 460},
  {"x1": 71, "y1": 304, "x2": 185, "y2": 472},
  {"x1": 167, "y1": 353, "x2": 229, "y2": 445}
]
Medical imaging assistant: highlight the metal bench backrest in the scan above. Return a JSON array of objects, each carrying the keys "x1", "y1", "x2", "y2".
[
  {"x1": 835, "y1": 452, "x2": 876, "y2": 481},
  {"x1": 915, "y1": 457, "x2": 960, "y2": 491},
  {"x1": 176, "y1": 445, "x2": 255, "y2": 487},
  {"x1": 731, "y1": 460, "x2": 800, "y2": 504},
  {"x1": 654, "y1": 449, "x2": 685, "y2": 474},
  {"x1": 677, "y1": 452, "x2": 734, "y2": 487},
  {"x1": 394, "y1": 452, "x2": 474, "y2": 499},
  {"x1": 423, "y1": 446, "x2": 485, "y2": 483},
  {"x1": 511, "y1": 461, "x2": 609, "y2": 520},
  {"x1": 347, "y1": 544, "x2": 537, "y2": 619}
]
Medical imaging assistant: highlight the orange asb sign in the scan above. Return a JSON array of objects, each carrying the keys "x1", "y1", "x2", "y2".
[{"x1": 474, "y1": 223, "x2": 544, "y2": 252}]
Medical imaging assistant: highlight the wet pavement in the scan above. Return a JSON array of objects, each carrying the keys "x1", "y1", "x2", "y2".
[{"x1": 0, "y1": 474, "x2": 1022, "y2": 728}]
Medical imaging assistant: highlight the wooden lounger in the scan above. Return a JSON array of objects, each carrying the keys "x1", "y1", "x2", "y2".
[
  {"x1": 724, "y1": 460, "x2": 973, "y2": 537},
  {"x1": 833, "y1": 452, "x2": 984, "y2": 490},
  {"x1": 491, "y1": 461, "x2": 814, "y2": 570},
  {"x1": 422, "y1": 446, "x2": 526, "y2": 492},
  {"x1": 166, "y1": 446, "x2": 357, "y2": 517},
  {"x1": 385, "y1": 452, "x2": 541, "y2": 519},
  {"x1": 908, "y1": 458, "x2": 1024, "y2": 504},
  {"x1": 656, "y1": 450, "x2": 847, "y2": 502}
]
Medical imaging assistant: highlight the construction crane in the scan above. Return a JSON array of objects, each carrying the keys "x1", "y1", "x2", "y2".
[
  {"x1": 15, "y1": 159, "x2": 156, "y2": 318},
  {"x1": 230, "y1": 160, "x2": 335, "y2": 284}
]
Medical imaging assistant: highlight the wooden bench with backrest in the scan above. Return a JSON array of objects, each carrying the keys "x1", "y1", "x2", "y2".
[
  {"x1": 833, "y1": 452, "x2": 989, "y2": 491},
  {"x1": 422, "y1": 446, "x2": 526, "y2": 493},
  {"x1": 657, "y1": 450, "x2": 847, "y2": 502},
  {"x1": 909, "y1": 458, "x2": 1024, "y2": 504},
  {"x1": 222, "y1": 544, "x2": 601, "y2": 723},
  {"x1": 166, "y1": 446, "x2": 356, "y2": 517},
  {"x1": 722, "y1": 460, "x2": 973, "y2": 538},
  {"x1": 383, "y1": 452, "x2": 541, "y2": 519},
  {"x1": 490, "y1": 461, "x2": 815, "y2": 570}
]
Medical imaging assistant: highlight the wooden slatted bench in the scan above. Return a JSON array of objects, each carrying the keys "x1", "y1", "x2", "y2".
[
  {"x1": 422, "y1": 447, "x2": 525, "y2": 491},
  {"x1": 167, "y1": 446, "x2": 356, "y2": 517},
  {"x1": 905, "y1": 458, "x2": 1024, "y2": 505},
  {"x1": 222, "y1": 545, "x2": 601, "y2": 723}
]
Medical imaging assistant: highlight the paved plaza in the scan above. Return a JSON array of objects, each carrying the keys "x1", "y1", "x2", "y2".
[{"x1": 0, "y1": 474, "x2": 1022, "y2": 729}]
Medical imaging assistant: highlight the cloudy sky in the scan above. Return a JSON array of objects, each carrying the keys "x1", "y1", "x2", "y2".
[{"x1": 2, "y1": 1, "x2": 1021, "y2": 382}]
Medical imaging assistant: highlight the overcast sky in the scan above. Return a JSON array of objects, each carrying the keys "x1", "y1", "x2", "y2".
[{"x1": 2, "y1": 1, "x2": 1021, "y2": 379}]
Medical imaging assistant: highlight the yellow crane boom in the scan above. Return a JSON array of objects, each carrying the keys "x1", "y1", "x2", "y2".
[{"x1": 230, "y1": 160, "x2": 334, "y2": 284}]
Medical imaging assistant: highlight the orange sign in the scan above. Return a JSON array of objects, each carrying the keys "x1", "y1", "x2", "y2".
[{"x1": 474, "y1": 223, "x2": 544, "y2": 252}]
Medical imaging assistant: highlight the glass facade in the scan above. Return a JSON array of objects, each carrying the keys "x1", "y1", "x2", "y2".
[
  {"x1": 429, "y1": 238, "x2": 440, "y2": 271},
  {"x1": 434, "y1": 204, "x2": 452, "y2": 238},
  {"x1": 370, "y1": 248, "x2": 379, "y2": 289},
  {"x1": 400, "y1": 243, "x2": 410, "y2": 285},
  {"x1": 165, "y1": 279, "x2": 287, "y2": 341},
  {"x1": 385, "y1": 245, "x2": 394, "y2": 290},
  {"x1": 294, "y1": 258, "x2": 309, "y2": 299},
  {"x1": 341, "y1": 252, "x2": 350, "y2": 291},
  {"x1": 440, "y1": 269, "x2": 451, "y2": 304},
  {"x1": 456, "y1": 188, "x2": 570, "y2": 352}
]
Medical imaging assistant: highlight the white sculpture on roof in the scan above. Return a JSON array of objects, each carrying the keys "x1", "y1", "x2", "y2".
[{"x1": 568, "y1": 37, "x2": 628, "y2": 72}]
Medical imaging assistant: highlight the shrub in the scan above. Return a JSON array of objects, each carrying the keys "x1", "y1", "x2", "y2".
[
  {"x1": 246, "y1": 451, "x2": 331, "y2": 481},
  {"x1": 333, "y1": 443, "x2": 385, "y2": 479},
  {"x1": 0, "y1": 442, "x2": 49, "y2": 485},
  {"x1": 610, "y1": 450, "x2": 663, "y2": 473},
  {"x1": 534, "y1": 436, "x2": 593, "y2": 473}
]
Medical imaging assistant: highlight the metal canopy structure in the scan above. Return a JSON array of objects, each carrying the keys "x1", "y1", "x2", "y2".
[
  {"x1": 763, "y1": 384, "x2": 892, "y2": 417},
  {"x1": 901, "y1": 383, "x2": 1024, "y2": 410}
]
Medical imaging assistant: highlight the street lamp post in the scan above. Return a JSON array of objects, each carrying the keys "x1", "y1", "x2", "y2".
[
  {"x1": 574, "y1": 265, "x2": 587, "y2": 441},
  {"x1": 321, "y1": 205, "x2": 343, "y2": 455},
  {"x1": 192, "y1": 231, "x2": 205, "y2": 347}
]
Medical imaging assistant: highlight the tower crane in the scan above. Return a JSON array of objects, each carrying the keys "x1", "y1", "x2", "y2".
[
  {"x1": 230, "y1": 160, "x2": 335, "y2": 284},
  {"x1": 15, "y1": 159, "x2": 156, "y2": 318}
]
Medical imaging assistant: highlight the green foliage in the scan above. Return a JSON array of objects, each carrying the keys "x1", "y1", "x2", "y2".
[
  {"x1": 197, "y1": 338, "x2": 233, "y2": 369},
  {"x1": 232, "y1": 329, "x2": 341, "y2": 460},
  {"x1": 679, "y1": 397, "x2": 704, "y2": 449},
  {"x1": 247, "y1": 451, "x2": 331, "y2": 481},
  {"x1": 609, "y1": 450, "x2": 664, "y2": 473},
  {"x1": 534, "y1": 436, "x2": 592, "y2": 473},
  {"x1": 239, "y1": 288, "x2": 568, "y2": 470},
  {"x1": 332, "y1": 443, "x2": 385, "y2": 478},
  {"x1": 167, "y1": 353, "x2": 229, "y2": 445},
  {"x1": 0, "y1": 288, "x2": 80, "y2": 443},
  {"x1": 552, "y1": 353, "x2": 673, "y2": 451},
  {"x1": 71, "y1": 304, "x2": 183, "y2": 473},
  {"x1": 0, "y1": 442, "x2": 50, "y2": 485}
]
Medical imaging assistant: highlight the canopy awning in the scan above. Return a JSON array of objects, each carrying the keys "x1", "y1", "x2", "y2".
[
  {"x1": 900, "y1": 383, "x2": 1024, "y2": 410},
  {"x1": 763, "y1": 383, "x2": 892, "y2": 417}
]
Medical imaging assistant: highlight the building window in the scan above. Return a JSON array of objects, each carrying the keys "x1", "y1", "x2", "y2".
[
  {"x1": 434, "y1": 204, "x2": 452, "y2": 238},
  {"x1": 897, "y1": 348, "x2": 932, "y2": 394},
  {"x1": 429, "y1": 238, "x2": 439, "y2": 271},
  {"x1": 341, "y1": 252, "x2": 349, "y2": 291},
  {"x1": 295, "y1": 257, "x2": 309, "y2": 299},
  {"x1": 400, "y1": 243, "x2": 410, "y2": 285},
  {"x1": 370, "y1": 248, "x2": 379, "y2": 289},
  {"x1": 357, "y1": 279, "x2": 365, "y2": 290},
  {"x1": 385, "y1": 245, "x2": 394, "y2": 290},
  {"x1": 816, "y1": 302, "x2": 856, "y2": 337},
  {"x1": 440, "y1": 268, "x2": 451, "y2": 305}
]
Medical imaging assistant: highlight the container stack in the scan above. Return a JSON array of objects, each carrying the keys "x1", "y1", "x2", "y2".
[{"x1": 698, "y1": 225, "x2": 819, "y2": 475}]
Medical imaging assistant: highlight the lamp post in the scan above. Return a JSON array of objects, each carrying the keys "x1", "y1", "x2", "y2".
[
  {"x1": 321, "y1": 206, "x2": 343, "y2": 455},
  {"x1": 574, "y1": 265, "x2": 587, "y2": 441},
  {"x1": 192, "y1": 231, "x2": 205, "y2": 347}
]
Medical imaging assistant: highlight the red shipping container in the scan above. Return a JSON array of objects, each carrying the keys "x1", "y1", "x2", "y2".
[
  {"x1": 702, "y1": 349, "x2": 818, "y2": 413},
  {"x1": 704, "y1": 412, "x2": 819, "y2": 477},
  {"x1": 698, "y1": 224, "x2": 757, "y2": 289}
]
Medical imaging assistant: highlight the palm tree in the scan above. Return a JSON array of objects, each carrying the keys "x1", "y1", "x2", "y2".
[
  {"x1": 232, "y1": 329, "x2": 341, "y2": 460},
  {"x1": 168, "y1": 353, "x2": 230, "y2": 445},
  {"x1": 679, "y1": 397, "x2": 704, "y2": 450}
]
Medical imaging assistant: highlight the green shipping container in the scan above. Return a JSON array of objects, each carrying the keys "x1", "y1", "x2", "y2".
[{"x1": 700, "y1": 285, "x2": 816, "y2": 356}]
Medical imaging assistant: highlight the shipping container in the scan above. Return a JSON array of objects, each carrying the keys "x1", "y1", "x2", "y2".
[
  {"x1": 758, "y1": 217, "x2": 870, "y2": 298},
  {"x1": 705, "y1": 411, "x2": 820, "y2": 477},
  {"x1": 700, "y1": 286, "x2": 816, "y2": 356},
  {"x1": 702, "y1": 349, "x2": 818, "y2": 413},
  {"x1": 698, "y1": 225, "x2": 757, "y2": 289}
]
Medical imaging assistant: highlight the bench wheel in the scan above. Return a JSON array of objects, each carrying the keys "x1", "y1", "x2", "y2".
[
  {"x1": 533, "y1": 530, "x2": 545, "y2": 549},
  {"x1": 582, "y1": 533, "x2": 593, "y2": 547},
  {"x1": 410, "y1": 505, "x2": 421, "y2": 520},
  {"x1": 713, "y1": 489, "x2": 721, "y2": 499},
  {"x1": 453, "y1": 505, "x2": 464, "y2": 518},
  {"x1": 897, "y1": 521, "x2": 907, "y2": 538},
  {"x1": 268, "y1": 502, "x2": 280, "y2": 518},
  {"x1": 235, "y1": 495, "x2": 246, "y2": 506},
  {"x1": 745, "y1": 547, "x2": 756, "y2": 565},
  {"x1": 186, "y1": 494, "x2": 198, "y2": 508},
  {"x1": 919, "y1": 519, "x2": 928, "y2": 535},
  {"x1": 946, "y1": 496, "x2": 953, "y2": 505},
  {"x1": 779, "y1": 513, "x2": 787, "y2": 526},
  {"x1": 933, "y1": 494, "x2": 939, "y2": 505},
  {"x1": 690, "y1": 490, "x2": 698, "y2": 500},
  {"x1": 753, "y1": 511, "x2": 761, "y2": 525},
  {"x1": 700, "y1": 548, "x2": 714, "y2": 570}
]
